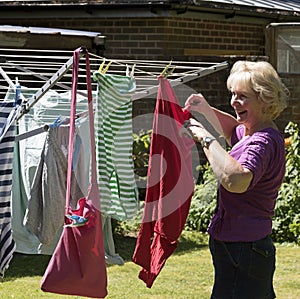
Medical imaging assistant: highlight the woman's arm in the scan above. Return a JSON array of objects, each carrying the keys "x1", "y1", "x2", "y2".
[
  {"x1": 185, "y1": 94, "x2": 238, "y2": 145},
  {"x1": 186, "y1": 118, "x2": 253, "y2": 193}
]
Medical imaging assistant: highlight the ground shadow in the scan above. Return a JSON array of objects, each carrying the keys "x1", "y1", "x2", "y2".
[
  {"x1": 114, "y1": 232, "x2": 208, "y2": 263},
  {"x1": 2, "y1": 253, "x2": 51, "y2": 282},
  {"x1": 2, "y1": 231, "x2": 208, "y2": 280}
]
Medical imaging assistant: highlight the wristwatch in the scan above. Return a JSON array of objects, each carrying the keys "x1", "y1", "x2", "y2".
[{"x1": 201, "y1": 136, "x2": 216, "y2": 148}]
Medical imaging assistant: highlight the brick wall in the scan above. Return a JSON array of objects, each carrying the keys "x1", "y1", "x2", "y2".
[
  {"x1": 9, "y1": 16, "x2": 264, "y2": 59},
  {"x1": 86, "y1": 17, "x2": 265, "y2": 60}
]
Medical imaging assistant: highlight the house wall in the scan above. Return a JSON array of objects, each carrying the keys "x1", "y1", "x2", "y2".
[
  {"x1": 2, "y1": 14, "x2": 297, "y2": 132},
  {"x1": 102, "y1": 17, "x2": 265, "y2": 60},
  {"x1": 12, "y1": 17, "x2": 264, "y2": 60}
]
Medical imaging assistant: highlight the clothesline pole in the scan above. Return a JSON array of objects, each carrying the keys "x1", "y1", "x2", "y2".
[
  {"x1": 17, "y1": 47, "x2": 89, "y2": 120},
  {"x1": 9, "y1": 61, "x2": 88, "y2": 100},
  {"x1": 132, "y1": 61, "x2": 229, "y2": 101},
  {"x1": 10, "y1": 62, "x2": 72, "y2": 92},
  {"x1": 15, "y1": 47, "x2": 85, "y2": 120},
  {"x1": 17, "y1": 55, "x2": 74, "y2": 120}
]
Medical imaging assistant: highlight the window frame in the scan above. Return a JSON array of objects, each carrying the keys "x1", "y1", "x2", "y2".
[{"x1": 265, "y1": 23, "x2": 300, "y2": 74}]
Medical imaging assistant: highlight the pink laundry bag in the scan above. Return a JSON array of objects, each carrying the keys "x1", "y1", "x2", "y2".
[{"x1": 41, "y1": 47, "x2": 107, "y2": 298}]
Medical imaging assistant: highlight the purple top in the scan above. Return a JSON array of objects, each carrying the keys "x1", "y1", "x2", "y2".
[{"x1": 208, "y1": 125, "x2": 286, "y2": 242}]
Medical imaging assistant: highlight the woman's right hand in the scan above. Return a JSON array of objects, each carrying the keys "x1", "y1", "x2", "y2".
[{"x1": 184, "y1": 93, "x2": 211, "y2": 114}]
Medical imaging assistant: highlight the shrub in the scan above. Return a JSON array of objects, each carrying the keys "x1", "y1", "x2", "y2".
[
  {"x1": 272, "y1": 122, "x2": 300, "y2": 244},
  {"x1": 132, "y1": 129, "x2": 151, "y2": 177},
  {"x1": 132, "y1": 129, "x2": 151, "y2": 201},
  {"x1": 113, "y1": 130, "x2": 151, "y2": 236},
  {"x1": 185, "y1": 164, "x2": 217, "y2": 233},
  {"x1": 113, "y1": 207, "x2": 143, "y2": 237}
]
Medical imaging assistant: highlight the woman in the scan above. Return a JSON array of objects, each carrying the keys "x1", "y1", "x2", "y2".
[{"x1": 184, "y1": 60, "x2": 288, "y2": 299}]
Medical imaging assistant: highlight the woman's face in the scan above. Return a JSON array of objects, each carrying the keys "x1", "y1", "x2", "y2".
[{"x1": 230, "y1": 83, "x2": 266, "y2": 130}]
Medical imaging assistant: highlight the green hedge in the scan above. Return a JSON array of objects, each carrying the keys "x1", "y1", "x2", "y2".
[
  {"x1": 272, "y1": 122, "x2": 300, "y2": 244},
  {"x1": 185, "y1": 164, "x2": 217, "y2": 233}
]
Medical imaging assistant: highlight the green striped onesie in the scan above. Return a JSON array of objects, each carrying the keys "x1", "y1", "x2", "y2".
[{"x1": 93, "y1": 71, "x2": 138, "y2": 220}]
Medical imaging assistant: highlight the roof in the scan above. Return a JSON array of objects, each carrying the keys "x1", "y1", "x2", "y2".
[
  {"x1": 1, "y1": 0, "x2": 300, "y2": 18},
  {"x1": 0, "y1": 0, "x2": 299, "y2": 11},
  {"x1": 193, "y1": 0, "x2": 300, "y2": 13}
]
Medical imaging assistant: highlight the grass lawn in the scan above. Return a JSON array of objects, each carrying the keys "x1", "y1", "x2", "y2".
[{"x1": 0, "y1": 231, "x2": 299, "y2": 299}]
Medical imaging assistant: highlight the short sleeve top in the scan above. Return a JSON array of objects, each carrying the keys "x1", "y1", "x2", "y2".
[{"x1": 208, "y1": 125, "x2": 286, "y2": 242}]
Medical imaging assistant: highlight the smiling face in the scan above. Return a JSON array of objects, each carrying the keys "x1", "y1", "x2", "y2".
[
  {"x1": 227, "y1": 60, "x2": 288, "y2": 127},
  {"x1": 230, "y1": 83, "x2": 267, "y2": 134}
]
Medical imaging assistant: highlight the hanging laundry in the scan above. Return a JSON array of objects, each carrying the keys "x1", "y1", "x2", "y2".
[
  {"x1": 75, "y1": 115, "x2": 125, "y2": 265},
  {"x1": 12, "y1": 90, "x2": 89, "y2": 254},
  {"x1": 23, "y1": 124, "x2": 86, "y2": 246},
  {"x1": 93, "y1": 71, "x2": 138, "y2": 220},
  {"x1": 0, "y1": 101, "x2": 18, "y2": 277},
  {"x1": 132, "y1": 76, "x2": 195, "y2": 288},
  {"x1": 10, "y1": 85, "x2": 124, "y2": 263},
  {"x1": 102, "y1": 214, "x2": 124, "y2": 265}
]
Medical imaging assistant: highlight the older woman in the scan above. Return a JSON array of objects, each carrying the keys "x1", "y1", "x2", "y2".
[{"x1": 184, "y1": 60, "x2": 288, "y2": 299}]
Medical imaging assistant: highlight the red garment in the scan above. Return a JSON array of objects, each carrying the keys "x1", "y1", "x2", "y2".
[{"x1": 132, "y1": 76, "x2": 194, "y2": 288}]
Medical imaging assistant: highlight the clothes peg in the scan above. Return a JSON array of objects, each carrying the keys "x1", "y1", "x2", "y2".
[
  {"x1": 161, "y1": 60, "x2": 176, "y2": 78},
  {"x1": 49, "y1": 115, "x2": 66, "y2": 129},
  {"x1": 98, "y1": 58, "x2": 112, "y2": 74},
  {"x1": 65, "y1": 214, "x2": 88, "y2": 227},
  {"x1": 126, "y1": 64, "x2": 136, "y2": 77},
  {"x1": 131, "y1": 64, "x2": 136, "y2": 78}
]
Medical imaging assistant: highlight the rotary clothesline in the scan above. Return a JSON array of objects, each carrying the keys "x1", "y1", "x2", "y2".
[
  {"x1": 0, "y1": 47, "x2": 229, "y2": 121},
  {"x1": 2, "y1": 46, "x2": 229, "y2": 227},
  {"x1": 0, "y1": 46, "x2": 229, "y2": 277},
  {"x1": 0, "y1": 46, "x2": 231, "y2": 221}
]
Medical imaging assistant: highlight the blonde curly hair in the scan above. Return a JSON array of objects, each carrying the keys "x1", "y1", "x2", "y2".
[{"x1": 227, "y1": 60, "x2": 289, "y2": 119}]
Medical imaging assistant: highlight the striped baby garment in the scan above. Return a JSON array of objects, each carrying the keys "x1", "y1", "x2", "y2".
[
  {"x1": 93, "y1": 72, "x2": 138, "y2": 220},
  {"x1": 0, "y1": 101, "x2": 17, "y2": 277}
]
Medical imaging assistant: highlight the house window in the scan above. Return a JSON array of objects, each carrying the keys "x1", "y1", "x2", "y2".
[{"x1": 266, "y1": 23, "x2": 300, "y2": 74}]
